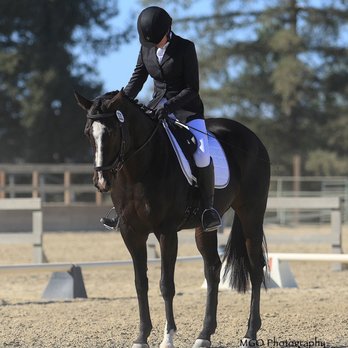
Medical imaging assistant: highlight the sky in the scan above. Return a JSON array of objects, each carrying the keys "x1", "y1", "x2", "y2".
[{"x1": 96, "y1": 1, "x2": 142, "y2": 94}]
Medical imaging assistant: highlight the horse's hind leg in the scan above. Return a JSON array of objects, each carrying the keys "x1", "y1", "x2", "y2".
[
  {"x1": 193, "y1": 226, "x2": 221, "y2": 348},
  {"x1": 156, "y1": 230, "x2": 178, "y2": 348},
  {"x1": 238, "y1": 209, "x2": 266, "y2": 346}
]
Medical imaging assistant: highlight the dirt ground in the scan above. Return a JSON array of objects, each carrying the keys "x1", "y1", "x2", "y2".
[{"x1": 0, "y1": 225, "x2": 347, "y2": 348}]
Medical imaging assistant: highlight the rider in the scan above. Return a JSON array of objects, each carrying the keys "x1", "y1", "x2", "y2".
[{"x1": 105, "y1": 6, "x2": 221, "y2": 232}]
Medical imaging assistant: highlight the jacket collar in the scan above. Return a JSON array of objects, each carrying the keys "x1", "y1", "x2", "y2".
[
  {"x1": 160, "y1": 32, "x2": 178, "y2": 66},
  {"x1": 151, "y1": 32, "x2": 178, "y2": 67}
]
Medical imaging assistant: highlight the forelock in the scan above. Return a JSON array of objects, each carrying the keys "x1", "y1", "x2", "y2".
[{"x1": 90, "y1": 90, "x2": 120, "y2": 114}]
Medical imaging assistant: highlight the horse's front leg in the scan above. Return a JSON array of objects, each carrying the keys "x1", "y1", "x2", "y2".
[
  {"x1": 193, "y1": 227, "x2": 221, "y2": 348},
  {"x1": 156, "y1": 230, "x2": 178, "y2": 348},
  {"x1": 121, "y1": 227, "x2": 152, "y2": 348}
]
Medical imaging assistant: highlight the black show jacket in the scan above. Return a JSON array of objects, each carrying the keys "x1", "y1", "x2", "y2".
[{"x1": 124, "y1": 33, "x2": 204, "y2": 117}]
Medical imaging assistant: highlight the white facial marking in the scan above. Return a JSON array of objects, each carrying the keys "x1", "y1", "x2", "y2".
[
  {"x1": 92, "y1": 122, "x2": 105, "y2": 166},
  {"x1": 92, "y1": 122, "x2": 107, "y2": 188}
]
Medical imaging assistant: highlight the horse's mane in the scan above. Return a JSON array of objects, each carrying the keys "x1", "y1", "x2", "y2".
[{"x1": 95, "y1": 89, "x2": 152, "y2": 116}]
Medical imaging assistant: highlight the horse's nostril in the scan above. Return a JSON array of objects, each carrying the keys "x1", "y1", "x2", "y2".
[{"x1": 94, "y1": 172, "x2": 111, "y2": 193}]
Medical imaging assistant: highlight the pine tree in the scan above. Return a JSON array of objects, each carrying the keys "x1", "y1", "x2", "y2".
[{"x1": 0, "y1": 0, "x2": 131, "y2": 162}]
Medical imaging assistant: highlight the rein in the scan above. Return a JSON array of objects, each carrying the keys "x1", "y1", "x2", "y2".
[{"x1": 87, "y1": 110, "x2": 161, "y2": 173}]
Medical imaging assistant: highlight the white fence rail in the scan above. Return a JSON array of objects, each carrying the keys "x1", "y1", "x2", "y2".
[
  {"x1": 266, "y1": 196, "x2": 343, "y2": 257},
  {"x1": 0, "y1": 198, "x2": 44, "y2": 263},
  {"x1": 270, "y1": 176, "x2": 348, "y2": 221},
  {"x1": 0, "y1": 256, "x2": 202, "y2": 273},
  {"x1": 0, "y1": 164, "x2": 104, "y2": 205},
  {"x1": 0, "y1": 164, "x2": 347, "y2": 214},
  {"x1": 1, "y1": 253, "x2": 347, "y2": 293},
  {"x1": 267, "y1": 252, "x2": 348, "y2": 288}
]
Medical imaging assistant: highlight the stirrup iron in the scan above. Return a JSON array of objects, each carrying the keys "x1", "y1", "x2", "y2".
[{"x1": 100, "y1": 207, "x2": 119, "y2": 230}]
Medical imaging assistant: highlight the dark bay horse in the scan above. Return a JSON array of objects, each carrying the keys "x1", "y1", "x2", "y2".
[{"x1": 75, "y1": 90, "x2": 270, "y2": 348}]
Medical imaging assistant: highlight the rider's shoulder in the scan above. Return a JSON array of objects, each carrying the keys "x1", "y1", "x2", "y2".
[
  {"x1": 171, "y1": 33, "x2": 196, "y2": 54},
  {"x1": 172, "y1": 33, "x2": 195, "y2": 47}
]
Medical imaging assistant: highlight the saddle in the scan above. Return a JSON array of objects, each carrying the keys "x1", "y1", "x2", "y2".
[{"x1": 162, "y1": 119, "x2": 230, "y2": 189}]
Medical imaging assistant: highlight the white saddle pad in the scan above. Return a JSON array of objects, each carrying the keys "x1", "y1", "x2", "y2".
[{"x1": 163, "y1": 120, "x2": 230, "y2": 189}]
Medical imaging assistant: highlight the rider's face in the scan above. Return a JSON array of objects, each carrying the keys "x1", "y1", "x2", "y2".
[{"x1": 156, "y1": 33, "x2": 168, "y2": 48}]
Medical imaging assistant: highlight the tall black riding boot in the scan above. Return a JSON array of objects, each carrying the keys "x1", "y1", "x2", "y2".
[{"x1": 197, "y1": 159, "x2": 222, "y2": 232}]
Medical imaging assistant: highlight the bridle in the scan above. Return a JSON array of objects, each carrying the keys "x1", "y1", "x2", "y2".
[{"x1": 87, "y1": 109, "x2": 161, "y2": 173}]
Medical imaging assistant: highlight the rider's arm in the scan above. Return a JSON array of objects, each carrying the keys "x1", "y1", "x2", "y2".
[
  {"x1": 124, "y1": 48, "x2": 149, "y2": 99},
  {"x1": 165, "y1": 41, "x2": 200, "y2": 112}
]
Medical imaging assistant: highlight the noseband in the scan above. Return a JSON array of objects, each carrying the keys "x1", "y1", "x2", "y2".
[{"x1": 87, "y1": 110, "x2": 160, "y2": 173}]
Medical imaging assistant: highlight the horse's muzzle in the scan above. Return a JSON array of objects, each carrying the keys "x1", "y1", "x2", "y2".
[{"x1": 93, "y1": 171, "x2": 112, "y2": 193}]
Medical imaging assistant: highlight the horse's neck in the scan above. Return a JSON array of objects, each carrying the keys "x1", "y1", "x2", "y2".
[
  {"x1": 121, "y1": 107, "x2": 163, "y2": 179},
  {"x1": 128, "y1": 109, "x2": 155, "y2": 148}
]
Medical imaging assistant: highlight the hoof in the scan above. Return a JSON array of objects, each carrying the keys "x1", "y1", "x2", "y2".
[
  {"x1": 132, "y1": 344, "x2": 150, "y2": 348},
  {"x1": 192, "y1": 339, "x2": 211, "y2": 348},
  {"x1": 160, "y1": 343, "x2": 175, "y2": 348},
  {"x1": 240, "y1": 338, "x2": 258, "y2": 348},
  {"x1": 160, "y1": 328, "x2": 176, "y2": 348}
]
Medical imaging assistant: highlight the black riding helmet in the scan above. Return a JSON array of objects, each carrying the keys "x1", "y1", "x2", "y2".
[{"x1": 137, "y1": 6, "x2": 172, "y2": 47}]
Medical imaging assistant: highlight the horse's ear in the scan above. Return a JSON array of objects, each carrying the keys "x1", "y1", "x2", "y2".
[{"x1": 74, "y1": 91, "x2": 93, "y2": 111}]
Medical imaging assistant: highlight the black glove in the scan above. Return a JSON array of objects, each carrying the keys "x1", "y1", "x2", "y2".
[{"x1": 155, "y1": 104, "x2": 169, "y2": 120}]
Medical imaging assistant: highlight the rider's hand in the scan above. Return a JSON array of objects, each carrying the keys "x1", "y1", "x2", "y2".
[{"x1": 155, "y1": 104, "x2": 169, "y2": 120}]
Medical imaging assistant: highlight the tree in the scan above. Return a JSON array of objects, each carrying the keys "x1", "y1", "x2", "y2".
[
  {"x1": 141, "y1": 0, "x2": 348, "y2": 175},
  {"x1": 0, "y1": 0, "x2": 131, "y2": 162}
]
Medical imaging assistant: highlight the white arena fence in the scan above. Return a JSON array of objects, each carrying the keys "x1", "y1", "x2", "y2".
[
  {"x1": 266, "y1": 196, "x2": 343, "y2": 256},
  {"x1": 0, "y1": 164, "x2": 347, "y2": 216},
  {"x1": 1, "y1": 253, "x2": 348, "y2": 295},
  {"x1": 0, "y1": 196, "x2": 346, "y2": 295},
  {"x1": 0, "y1": 198, "x2": 44, "y2": 263},
  {"x1": 0, "y1": 256, "x2": 202, "y2": 273}
]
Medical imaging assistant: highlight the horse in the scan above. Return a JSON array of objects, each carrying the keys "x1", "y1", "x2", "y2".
[{"x1": 75, "y1": 89, "x2": 270, "y2": 348}]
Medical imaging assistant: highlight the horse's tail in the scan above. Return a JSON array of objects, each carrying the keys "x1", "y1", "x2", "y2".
[{"x1": 222, "y1": 214, "x2": 267, "y2": 293}]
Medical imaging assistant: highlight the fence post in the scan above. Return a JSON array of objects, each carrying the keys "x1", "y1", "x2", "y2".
[
  {"x1": 32, "y1": 170, "x2": 39, "y2": 198},
  {"x1": 64, "y1": 171, "x2": 71, "y2": 205},
  {"x1": 292, "y1": 156, "x2": 301, "y2": 225},
  {"x1": 40, "y1": 175, "x2": 46, "y2": 203},
  {"x1": 345, "y1": 178, "x2": 348, "y2": 221},
  {"x1": 9, "y1": 174, "x2": 15, "y2": 198},
  {"x1": 276, "y1": 178, "x2": 287, "y2": 224},
  {"x1": 32, "y1": 210, "x2": 43, "y2": 263},
  {"x1": 0, "y1": 171, "x2": 5, "y2": 198},
  {"x1": 96, "y1": 192, "x2": 102, "y2": 206},
  {"x1": 331, "y1": 204, "x2": 343, "y2": 271}
]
